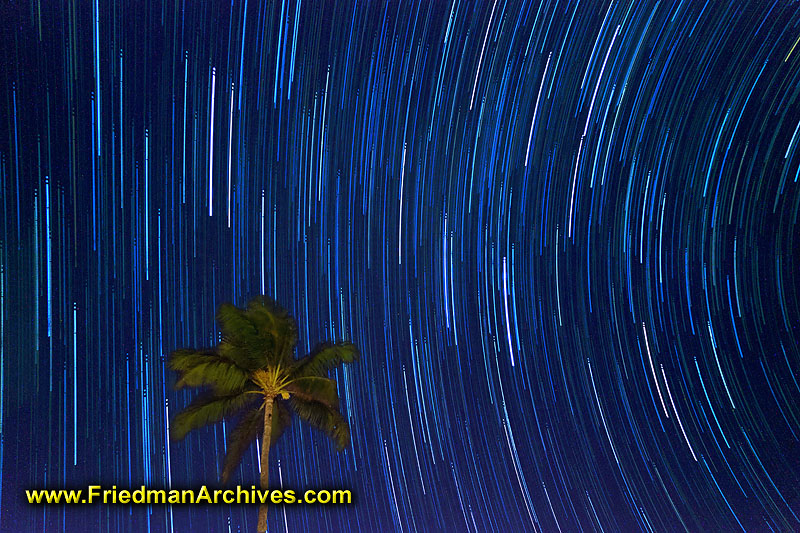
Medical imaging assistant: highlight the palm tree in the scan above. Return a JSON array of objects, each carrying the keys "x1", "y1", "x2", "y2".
[{"x1": 168, "y1": 296, "x2": 359, "y2": 532}]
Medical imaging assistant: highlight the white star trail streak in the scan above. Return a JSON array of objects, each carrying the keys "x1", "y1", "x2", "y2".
[{"x1": 208, "y1": 67, "x2": 216, "y2": 217}]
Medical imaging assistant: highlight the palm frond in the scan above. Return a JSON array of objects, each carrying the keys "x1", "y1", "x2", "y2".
[
  {"x1": 219, "y1": 399, "x2": 292, "y2": 484},
  {"x1": 173, "y1": 356, "x2": 249, "y2": 394},
  {"x1": 245, "y1": 297, "x2": 298, "y2": 366},
  {"x1": 171, "y1": 392, "x2": 257, "y2": 441},
  {"x1": 289, "y1": 397, "x2": 350, "y2": 450},
  {"x1": 216, "y1": 303, "x2": 259, "y2": 340},
  {"x1": 293, "y1": 342, "x2": 360, "y2": 378},
  {"x1": 216, "y1": 304, "x2": 271, "y2": 370},
  {"x1": 286, "y1": 376, "x2": 339, "y2": 409},
  {"x1": 168, "y1": 349, "x2": 217, "y2": 372},
  {"x1": 216, "y1": 339, "x2": 269, "y2": 371},
  {"x1": 270, "y1": 399, "x2": 292, "y2": 447},
  {"x1": 220, "y1": 405, "x2": 264, "y2": 484}
]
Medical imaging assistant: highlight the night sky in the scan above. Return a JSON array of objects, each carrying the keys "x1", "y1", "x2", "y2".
[{"x1": 2, "y1": 0, "x2": 800, "y2": 531}]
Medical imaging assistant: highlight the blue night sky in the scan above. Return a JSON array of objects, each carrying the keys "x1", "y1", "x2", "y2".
[{"x1": 1, "y1": 0, "x2": 800, "y2": 531}]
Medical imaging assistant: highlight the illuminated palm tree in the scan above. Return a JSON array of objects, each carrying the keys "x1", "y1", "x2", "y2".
[{"x1": 168, "y1": 296, "x2": 359, "y2": 532}]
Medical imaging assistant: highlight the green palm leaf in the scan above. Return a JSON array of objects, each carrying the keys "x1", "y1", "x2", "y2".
[
  {"x1": 289, "y1": 396, "x2": 350, "y2": 450},
  {"x1": 168, "y1": 349, "x2": 217, "y2": 372},
  {"x1": 293, "y1": 342, "x2": 360, "y2": 378},
  {"x1": 245, "y1": 297, "x2": 298, "y2": 366},
  {"x1": 216, "y1": 304, "x2": 272, "y2": 369},
  {"x1": 219, "y1": 400, "x2": 293, "y2": 484},
  {"x1": 220, "y1": 406, "x2": 263, "y2": 484},
  {"x1": 286, "y1": 376, "x2": 340, "y2": 409},
  {"x1": 171, "y1": 392, "x2": 256, "y2": 441},
  {"x1": 173, "y1": 357, "x2": 249, "y2": 394},
  {"x1": 268, "y1": 400, "x2": 292, "y2": 446}
]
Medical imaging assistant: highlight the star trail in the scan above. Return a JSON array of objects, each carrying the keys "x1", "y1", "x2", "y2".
[{"x1": 2, "y1": 0, "x2": 800, "y2": 531}]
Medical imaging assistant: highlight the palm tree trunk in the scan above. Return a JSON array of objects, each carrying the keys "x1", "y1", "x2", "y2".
[{"x1": 256, "y1": 396, "x2": 273, "y2": 532}]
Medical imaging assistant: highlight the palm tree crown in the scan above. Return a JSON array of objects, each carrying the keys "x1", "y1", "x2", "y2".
[{"x1": 168, "y1": 296, "x2": 359, "y2": 531}]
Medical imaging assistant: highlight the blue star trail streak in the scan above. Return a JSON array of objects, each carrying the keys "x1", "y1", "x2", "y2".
[{"x1": 1, "y1": 1, "x2": 800, "y2": 532}]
